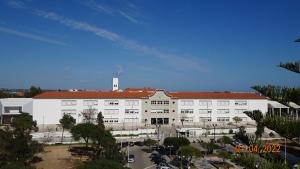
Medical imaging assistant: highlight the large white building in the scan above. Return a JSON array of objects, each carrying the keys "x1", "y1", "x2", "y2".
[
  {"x1": 0, "y1": 78, "x2": 269, "y2": 130},
  {"x1": 31, "y1": 88, "x2": 267, "y2": 130}
]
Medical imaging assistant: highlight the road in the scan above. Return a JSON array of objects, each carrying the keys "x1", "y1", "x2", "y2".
[{"x1": 127, "y1": 145, "x2": 157, "y2": 169}]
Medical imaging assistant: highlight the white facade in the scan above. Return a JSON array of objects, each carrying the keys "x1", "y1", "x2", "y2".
[
  {"x1": 178, "y1": 99, "x2": 268, "y2": 125},
  {"x1": 33, "y1": 98, "x2": 142, "y2": 129},
  {"x1": 0, "y1": 89, "x2": 268, "y2": 130},
  {"x1": 32, "y1": 92, "x2": 268, "y2": 130}
]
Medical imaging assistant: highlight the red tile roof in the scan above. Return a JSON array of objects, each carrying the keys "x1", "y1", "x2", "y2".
[
  {"x1": 169, "y1": 92, "x2": 265, "y2": 99},
  {"x1": 34, "y1": 90, "x2": 266, "y2": 99},
  {"x1": 33, "y1": 91, "x2": 152, "y2": 99},
  {"x1": 124, "y1": 88, "x2": 156, "y2": 92}
]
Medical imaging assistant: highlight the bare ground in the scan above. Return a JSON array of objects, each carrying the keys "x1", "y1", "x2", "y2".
[{"x1": 34, "y1": 145, "x2": 86, "y2": 169}]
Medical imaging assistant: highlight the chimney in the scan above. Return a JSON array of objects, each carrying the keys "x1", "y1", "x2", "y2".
[{"x1": 112, "y1": 77, "x2": 119, "y2": 91}]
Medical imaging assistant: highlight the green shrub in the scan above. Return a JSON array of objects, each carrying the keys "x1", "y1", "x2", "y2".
[{"x1": 163, "y1": 137, "x2": 190, "y2": 150}]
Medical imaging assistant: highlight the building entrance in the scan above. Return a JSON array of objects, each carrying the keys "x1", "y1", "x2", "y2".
[{"x1": 151, "y1": 118, "x2": 169, "y2": 125}]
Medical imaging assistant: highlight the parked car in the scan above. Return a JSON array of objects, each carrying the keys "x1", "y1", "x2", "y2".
[
  {"x1": 157, "y1": 162, "x2": 170, "y2": 169},
  {"x1": 128, "y1": 154, "x2": 135, "y2": 163}
]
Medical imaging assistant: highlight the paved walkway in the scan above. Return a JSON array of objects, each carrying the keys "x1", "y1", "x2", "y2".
[{"x1": 128, "y1": 146, "x2": 156, "y2": 169}]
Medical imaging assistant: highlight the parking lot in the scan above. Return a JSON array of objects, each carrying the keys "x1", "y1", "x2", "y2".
[{"x1": 126, "y1": 144, "x2": 181, "y2": 169}]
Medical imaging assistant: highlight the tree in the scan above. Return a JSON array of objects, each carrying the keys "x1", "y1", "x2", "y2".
[
  {"x1": 25, "y1": 86, "x2": 42, "y2": 98},
  {"x1": 144, "y1": 139, "x2": 157, "y2": 152},
  {"x1": 71, "y1": 123, "x2": 97, "y2": 148},
  {"x1": 252, "y1": 85, "x2": 300, "y2": 105},
  {"x1": 163, "y1": 137, "x2": 190, "y2": 151},
  {"x1": 263, "y1": 115, "x2": 300, "y2": 142},
  {"x1": 177, "y1": 146, "x2": 202, "y2": 166},
  {"x1": 96, "y1": 112, "x2": 105, "y2": 130},
  {"x1": 233, "y1": 126, "x2": 249, "y2": 145},
  {"x1": 81, "y1": 107, "x2": 97, "y2": 123},
  {"x1": 59, "y1": 114, "x2": 76, "y2": 143},
  {"x1": 232, "y1": 116, "x2": 242, "y2": 127},
  {"x1": 217, "y1": 136, "x2": 233, "y2": 145},
  {"x1": 0, "y1": 162, "x2": 36, "y2": 169},
  {"x1": 0, "y1": 113, "x2": 42, "y2": 167},
  {"x1": 77, "y1": 159, "x2": 129, "y2": 169},
  {"x1": 90, "y1": 112, "x2": 123, "y2": 162},
  {"x1": 201, "y1": 142, "x2": 220, "y2": 154},
  {"x1": 279, "y1": 61, "x2": 300, "y2": 74},
  {"x1": 244, "y1": 110, "x2": 265, "y2": 141},
  {"x1": 255, "y1": 122, "x2": 264, "y2": 141}
]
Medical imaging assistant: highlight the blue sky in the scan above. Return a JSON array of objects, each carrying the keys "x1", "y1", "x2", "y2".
[{"x1": 0, "y1": 0, "x2": 300, "y2": 91}]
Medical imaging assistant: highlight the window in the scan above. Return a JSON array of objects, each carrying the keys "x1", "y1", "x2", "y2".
[
  {"x1": 151, "y1": 118, "x2": 169, "y2": 125},
  {"x1": 151, "y1": 118, "x2": 157, "y2": 125},
  {"x1": 180, "y1": 109, "x2": 194, "y2": 114},
  {"x1": 235, "y1": 100, "x2": 247, "y2": 106},
  {"x1": 217, "y1": 109, "x2": 230, "y2": 114},
  {"x1": 83, "y1": 100, "x2": 98, "y2": 106},
  {"x1": 125, "y1": 100, "x2": 139, "y2": 106},
  {"x1": 199, "y1": 109, "x2": 212, "y2": 114},
  {"x1": 4, "y1": 107, "x2": 22, "y2": 113},
  {"x1": 164, "y1": 109, "x2": 169, "y2": 113},
  {"x1": 124, "y1": 118, "x2": 139, "y2": 123},
  {"x1": 182, "y1": 117, "x2": 193, "y2": 122},
  {"x1": 82, "y1": 108, "x2": 98, "y2": 114},
  {"x1": 199, "y1": 100, "x2": 212, "y2": 106},
  {"x1": 235, "y1": 109, "x2": 247, "y2": 114},
  {"x1": 125, "y1": 109, "x2": 139, "y2": 114},
  {"x1": 163, "y1": 118, "x2": 169, "y2": 124},
  {"x1": 61, "y1": 109, "x2": 76, "y2": 116},
  {"x1": 200, "y1": 117, "x2": 212, "y2": 122},
  {"x1": 217, "y1": 100, "x2": 229, "y2": 106},
  {"x1": 103, "y1": 109, "x2": 119, "y2": 115},
  {"x1": 151, "y1": 109, "x2": 164, "y2": 113},
  {"x1": 181, "y1": 100, "x2": 194, "y2": 106},
  {"x1": 104, "y1": 118, "x2": 119, "y2": 123},
  {"x1": 61, "y1": 100, "x2": 77, "y2": 106},
  {"x1": 104, "y1": 100, "x2": 119, "y2": 106},
  {"x1": 151, "y1": 100, "x2": 169, "y2": 105},
  {"x1": 217, "y1": 117, "x2": 230, "y2": 122}
]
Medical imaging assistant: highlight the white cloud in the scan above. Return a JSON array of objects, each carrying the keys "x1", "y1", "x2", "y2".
[
  {"x1": 79, "y1": 0, "x2": 139, "y2": 24},
  {"x1": 7, "y1": 0, "x2": 26, "y2": 9},
  {"x1": 33, "y1": 10, "x2": 206, "y2": 72},
  {"x1": 5, "y1": 1, "x2": 207, "y2": 72},
  {"x1": 0, "y1": 26, "x2": 69, "y2": 46},
  {"x1": 79, "y1": 0, "x2": 114, "y2": 15},
  {"x1": 119, "y1": 10, "x2": 138, "y2": 23}
]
